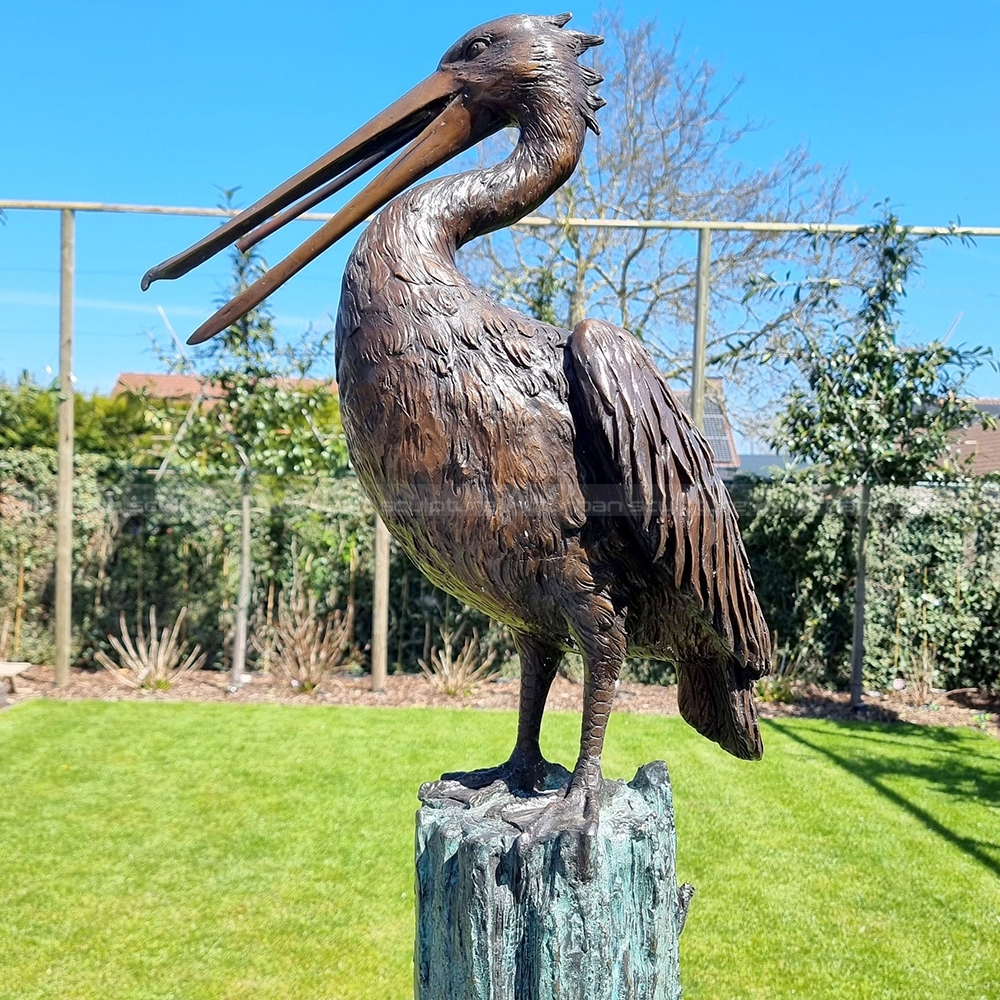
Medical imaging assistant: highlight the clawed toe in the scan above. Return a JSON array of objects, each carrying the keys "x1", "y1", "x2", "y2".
[{"x1": 519, "y1": 781, "x2": 599, "y2": 846}]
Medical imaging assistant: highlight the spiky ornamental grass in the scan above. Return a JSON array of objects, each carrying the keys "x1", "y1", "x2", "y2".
[
  {"x1": 419, "y1": 624, "x2": 497, "y2": 696},
  {"x1": 95, "y1": 606, "x2": 206, "y2": 689}
]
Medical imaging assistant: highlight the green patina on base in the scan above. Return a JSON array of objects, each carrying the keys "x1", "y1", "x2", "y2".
[{"x1": 415, "y1": 761, "x2": 689, "y2": 1000}]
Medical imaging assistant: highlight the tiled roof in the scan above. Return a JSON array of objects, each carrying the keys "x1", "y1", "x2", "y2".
[
  {"x1": 111, "y1": 372, "x2": 336, "y2": 400},
  {"x1": 953, "y1": 417, "x2": 1000, "y2": 476},
  {"x1": 943, "y1": 400, "x2": 1000, "y2": 476},
  {"x1": 112, "y1": 372, "x2": 222, "y2": 400}
]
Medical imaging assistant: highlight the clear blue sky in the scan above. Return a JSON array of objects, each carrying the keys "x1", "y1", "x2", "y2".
[{"x1": 2, "y1": 0, "x2": 998, "y2": 399}]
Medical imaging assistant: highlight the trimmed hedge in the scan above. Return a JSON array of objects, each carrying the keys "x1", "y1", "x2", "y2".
[
  {"x1": 0, "y1": 449, "x2": 502, "y2": 675},
  {"x1": 2, "y1": 449, "x2": 997, "y2": 691},
  {"x1": 736, "y1": 475, "x2": 1000, "y2": 692}
]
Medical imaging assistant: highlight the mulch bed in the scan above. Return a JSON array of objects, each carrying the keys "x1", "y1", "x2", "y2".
[{"x1": 4, "y1": 665, "x2": 998, "y2": 739}]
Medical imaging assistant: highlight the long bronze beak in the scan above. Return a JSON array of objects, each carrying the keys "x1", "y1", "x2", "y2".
[{"x1": 140, "y1": 68, "x2": 482, "y2": 345}]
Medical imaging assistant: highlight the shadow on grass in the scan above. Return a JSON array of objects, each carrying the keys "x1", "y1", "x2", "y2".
[
  {"x1": 800, "y1": 725, "x2": 1000, "y2": 764},
  {"x1": 768, "y1": 720, "x2": 1000, "y2": 879}
]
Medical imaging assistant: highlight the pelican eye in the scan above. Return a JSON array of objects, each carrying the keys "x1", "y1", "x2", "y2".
[{"x1": 464, "y1": 37, "x2": 490, "y2": 60}]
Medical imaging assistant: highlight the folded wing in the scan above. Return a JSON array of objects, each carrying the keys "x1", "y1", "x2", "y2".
[{"x1": 567, "y1": 318, "x2": 770, "y2": 675}]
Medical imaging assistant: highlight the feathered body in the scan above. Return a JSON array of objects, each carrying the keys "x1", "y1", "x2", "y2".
[
  {"x1": 143, "y1": 14, "x2": 772, "y2": 829},
  {"x1": 336, "y1": 17, "x2": 770, "y2": 783}
]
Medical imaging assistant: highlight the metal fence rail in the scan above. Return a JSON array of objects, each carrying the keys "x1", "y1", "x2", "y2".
[
  {"x1": 6, "y1": 198, "x2": 1000, "y2": 236},
  {"x1": 3, "y1": 197, "x2": 999, "y2": 684}
]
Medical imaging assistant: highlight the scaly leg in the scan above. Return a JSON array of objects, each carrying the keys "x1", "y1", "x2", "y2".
[
  {"x1": 523, "y1": 591, "x2": 626, "y2": 843},
  {"x1": 441, "y1": 632, "x2": 566, "y2": 792}
]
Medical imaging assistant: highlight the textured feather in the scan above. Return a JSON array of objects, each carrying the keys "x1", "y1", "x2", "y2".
[
  {"x1": 334, "y1": 14, "x2": 769, "y2": 764},
  {"x1": 567, "y1": 318, "x2": 770, "y2": 676}
]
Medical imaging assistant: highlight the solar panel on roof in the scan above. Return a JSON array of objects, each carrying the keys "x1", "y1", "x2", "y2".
[
  {"x1": 702, "y1": 415, "x2": 733, "y2": 463},
  {"x1": 672, "y1": 387, "x2": 738, "y2": 468}
]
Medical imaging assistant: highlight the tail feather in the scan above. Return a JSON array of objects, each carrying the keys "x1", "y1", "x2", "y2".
[{"x1": 677, "y1": 658, "x2": 763, "y2": 761}]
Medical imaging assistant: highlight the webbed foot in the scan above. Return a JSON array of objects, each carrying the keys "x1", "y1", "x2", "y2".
[
  {"x1": 441, "y1": 748, "x2": 570, "y2": 795},
  {"x1": 519, "y1": 782, "x2": 598, "y2": 846},
  {"x1": 519, "y1": 765, "x2": 602, "y2": 846}
]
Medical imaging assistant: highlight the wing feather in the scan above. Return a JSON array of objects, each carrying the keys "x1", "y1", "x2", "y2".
[{"x1": 568, "y1": 318, "x2": 769, "y2": 674}]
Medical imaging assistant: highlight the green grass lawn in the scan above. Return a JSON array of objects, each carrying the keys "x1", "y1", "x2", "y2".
[{"x1": 1, "y1": 699, "x2": 998, "y2": 1000}]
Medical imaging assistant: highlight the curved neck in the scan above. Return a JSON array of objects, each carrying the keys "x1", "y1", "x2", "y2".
[{"x1": 415, "y1": 111, "x2": 588, "y2": 257}]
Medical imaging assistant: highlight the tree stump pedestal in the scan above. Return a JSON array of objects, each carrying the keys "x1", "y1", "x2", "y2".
[{"x1": 415, "y1": 761, "x2": 691, "y2": 1000}]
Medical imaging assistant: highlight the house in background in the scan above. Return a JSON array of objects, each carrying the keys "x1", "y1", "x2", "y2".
[
  {"x1": 111, "y1": 372, "x2": 226, "y2": 403},
  {"x1": 952, "y1": 398, "x2": 1000, "y2": 476},
  {"x1": 114, "y1": 371, "x2": 750, "y2": 477},
  {"x1": 673, "y1": 379, "x2": 741, "y2": 480},
  {"x1": 111, "y1": 372, "x2": 335, "y2": 403},
  {"x1": 730, "y1": 397, "x2": 1000, "y2": 481}
]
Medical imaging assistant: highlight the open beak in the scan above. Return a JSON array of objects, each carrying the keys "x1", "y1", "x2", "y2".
[{"x1": 140, "y1": 68, "x2": 488, "y2": 345}]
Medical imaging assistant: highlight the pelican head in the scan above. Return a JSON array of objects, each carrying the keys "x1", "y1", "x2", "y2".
[
  {"x1": 437, "y1": 14, "x2": 605, "y2": 134},
  {"x1": 140, "y1": 13, "x2": 603, "y2": 345}
]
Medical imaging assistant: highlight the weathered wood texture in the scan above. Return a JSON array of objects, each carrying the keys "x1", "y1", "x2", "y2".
[{"x1": 415, "y1": 761, "x2": 690, "y2": 1000}]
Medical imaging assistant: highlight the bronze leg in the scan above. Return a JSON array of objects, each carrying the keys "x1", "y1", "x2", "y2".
[
  {"x1": 511, "y1": 632, "x2": 561, "y2": 760},
  {"x1": 440, "y1": 632, "x2": 566, "y2": 793},
  {"x1": 568, "y1": 591, "x2": 626, "y2": 789},
  {"x1": 522, "y1": 590, "x2": 626, "y2": 842}
]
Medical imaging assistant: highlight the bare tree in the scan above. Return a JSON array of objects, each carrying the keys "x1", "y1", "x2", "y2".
[{"x1": 460, "y1": 15, "x2": 862, "y2": 440}]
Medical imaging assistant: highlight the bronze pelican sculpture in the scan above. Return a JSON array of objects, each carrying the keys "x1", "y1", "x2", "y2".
[{"x1": 142, "y1": 13, "x2": 771, "y2": 839}]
